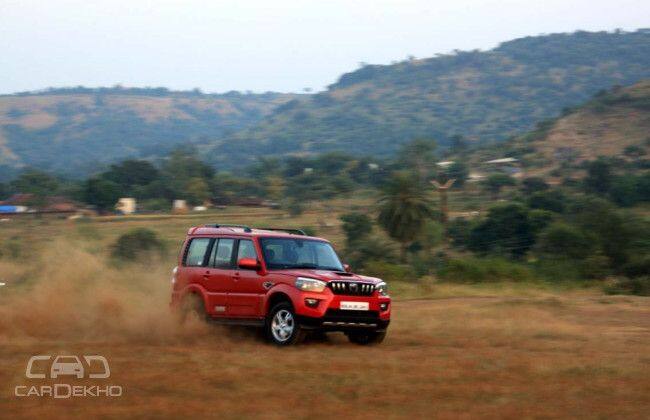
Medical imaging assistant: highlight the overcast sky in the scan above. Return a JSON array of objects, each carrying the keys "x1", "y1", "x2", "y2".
[{"x1": 1, "y1": 0, "x2": 648, "y2": 94}]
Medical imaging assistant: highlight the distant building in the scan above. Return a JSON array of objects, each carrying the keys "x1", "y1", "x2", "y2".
[
  {"x1": 482, "y1": 157, "x2": 523, "y2": 178},
  {"x1": 484, "y1": 157, "x2": 518, "y2": 165},
  {"x1": 115, "y1": 198, "x2": 137, "y2": 215},
  {"x1": 0, "y1": 194, "x2": 81, "y2": 214},
  {"x1": 172, "y1": 199, "x2": 188, "y2": 214}
]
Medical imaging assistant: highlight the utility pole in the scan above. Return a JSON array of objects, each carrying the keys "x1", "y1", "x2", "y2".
[{"x1": 430, "y1": 179, "x2": 455, "y2": 225}]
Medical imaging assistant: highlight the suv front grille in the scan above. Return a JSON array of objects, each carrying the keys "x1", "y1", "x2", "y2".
[{"x1": 328, "y1": 281, "x2": 375, "y2": 296}]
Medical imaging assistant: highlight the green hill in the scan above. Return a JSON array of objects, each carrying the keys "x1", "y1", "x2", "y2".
[
  {"x1": 2, "y1": 30, "x2": 650, "y2": 177},
  {"x1": 469, "y1": 80, "x2": 650, "y2": 177},
  {"x1": 209, "y1": 29, "x2": 650, "y2": 167},
  {"x1": 0, "y1": 87, "x2": 297, "y2": 176}
]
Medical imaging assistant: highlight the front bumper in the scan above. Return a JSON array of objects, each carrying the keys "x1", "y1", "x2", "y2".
[
  {"x1": 294, "y1": 291, "x2": 391, "y2": 331},
  {"x1": 297, "y1": 309, "x2": 390, "y2": 331}
]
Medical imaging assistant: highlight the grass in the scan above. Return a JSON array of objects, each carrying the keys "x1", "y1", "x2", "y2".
[{"x1": 0, "y1": 209, "x2": 648, "y2": 418}]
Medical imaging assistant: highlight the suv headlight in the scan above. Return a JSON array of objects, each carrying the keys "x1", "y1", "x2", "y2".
[
  {"x1": 376, "y1": 281, "x2": 388, "y2": 296},
  {"x1": 295, "y1": 277, "x2": 327, "y2": 292}
]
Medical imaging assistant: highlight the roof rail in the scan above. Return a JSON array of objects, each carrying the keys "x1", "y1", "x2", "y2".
[
  {"x1": 204, "y1": 223, "x2": 252, "y2": 233},
  {"x1": 256, "y1": 227, "x2": 306, "y2": 236}
]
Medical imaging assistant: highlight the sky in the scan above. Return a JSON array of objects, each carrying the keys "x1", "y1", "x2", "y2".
[{"x1": 1, "y1": 0, "x2": 649, "y2": 94}]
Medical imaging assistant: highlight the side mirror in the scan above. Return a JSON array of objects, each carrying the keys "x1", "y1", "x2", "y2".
[
  {"x1": 238, "y1": 258, "x2": 260, "y2": 270},
  {"x1": 343, "y1": 263, "x2": 351, "y2": 273}
]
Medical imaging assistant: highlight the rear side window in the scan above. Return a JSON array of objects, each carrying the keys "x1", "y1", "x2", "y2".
[
  {"x1": 211, "y1": 238, "x2": 235, "y2": 269},
  {"x1": 237, "y1": 240, "x2": 258, "y2": 260},
  {"x1": 184, "y1": 238, "x2": 211, "y2": 266}
]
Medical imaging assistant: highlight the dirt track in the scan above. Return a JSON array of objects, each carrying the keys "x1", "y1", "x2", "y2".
[{"x1": 1, "y1": 295, "x2": 649, "y2": 419}]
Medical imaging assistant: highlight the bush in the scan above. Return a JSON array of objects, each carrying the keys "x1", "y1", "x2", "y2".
[
  {"x1": 111, "y1": 228, "x2": 166, "y2": 261},
  {"x1": 361, "y1": 260, "x2": 418, "y2": 283},
  {"x1": 340, "y1": 212, "x2": 373, "y2": 245},
  {"x1": 285, "y1": 199, "x2": 305, "y2": 216},
  {"x1": 342, "y1": 235, "x2": 399, "y2": 270},
  {"x1": 622, "y1": 255, "x2": 650, "y2": 278},
  {"x1": 537, "y1": 222, "x2": 595, "y2": 260},
  {"x1": 605, "y1": 276, "x2": 650, "y2": 296},
  {"x1": 446, "y1": 217, "x2": 472, "y2": 248},
  {"x1": 437, "y1": 257, "x2": 536, "y2": 283}
]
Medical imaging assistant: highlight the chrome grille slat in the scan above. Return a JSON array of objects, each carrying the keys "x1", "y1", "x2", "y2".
[{"x1": 328, "y1": 281, "x2": 375, "y2": 296}]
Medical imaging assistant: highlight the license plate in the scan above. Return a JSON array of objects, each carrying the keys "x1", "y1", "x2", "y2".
[{"x1": 340, "y1": 301, "x2": 369, "y2": 311}]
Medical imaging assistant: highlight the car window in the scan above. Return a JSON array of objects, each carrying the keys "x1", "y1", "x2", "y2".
[
  {"x1": 260, "y1": 238, "x2": 344, "y2": 271},
  {"x1": 237, "y1": 239, "x2": 258, "y2": 260},
  {"x1": 184, "y1": 238, "x2": 211, "y2": 266},
  {"x1": 212, "y1": 238, "x2": 235, "y2": 269}
]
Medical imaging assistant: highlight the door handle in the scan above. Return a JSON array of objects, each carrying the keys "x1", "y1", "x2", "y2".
[{"x1": 233, "y1": 272, "x2": 240, "y2": 281}]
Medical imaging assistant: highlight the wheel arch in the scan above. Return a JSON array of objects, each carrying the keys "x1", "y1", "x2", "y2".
[{"x1": 264, "y1": 287, "x2": 296, "y2": 315}]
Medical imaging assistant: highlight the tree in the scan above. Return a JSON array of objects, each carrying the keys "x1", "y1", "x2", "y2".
[
  {"x1": 521, "y1": 177, "x2": 549, "y2": 195},
  {"x1": 468, "y1": 203, "x2": 535, "y2": 258},
  {"x1": 527, "y1": 190, "x2": 566, "y2": 213},
  {"x1": 10, "y1": 170, "x2": 59, "y2": 198},
  {"x1": 340, "y1": 213, "x2": 373, "y2": 246},
  {"x1": 377, "y1": 172, "x2": 432, "y2": 261},
  {"x1": 102, "y1": 160, "x2": 159, "y2": 192},
  {"x1": 442, "y1": 162, "x2": 468, "y2": 188},
  {"x1": 83, "y1": 178, "x2": 121, "y2": 212},
  {"x1": 583, "y1": 158, "x2": 612, "y2": 195},
  {"x1": 185, "y1": 177, "x2": 211, "y2": 206},
  {"x1": 0, "y1": 182, "x2": 9, "y2": 200},
  {"x1": 482, "y1": 173, "x2": 516, "y2": 200},
  {"x1": 397, "y1": 139, "x2": 437, "y2": 185},
  {"x1": 567, "y1": 197, "x2": 637, "y2": 268},
  {"x1": 449, "y1": 135, "x2": 468, "y2": 155},
  {"x1": 609, "y1": 174, "x2": 650, "y2": 207},
  {"x1": 537, "y1": 222, "x2": 595, "y2": 260}
]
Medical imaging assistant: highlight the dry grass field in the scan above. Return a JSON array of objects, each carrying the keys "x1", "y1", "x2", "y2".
[{"x1": 0, "y1": 211, "x2": 649, "y2": 419}]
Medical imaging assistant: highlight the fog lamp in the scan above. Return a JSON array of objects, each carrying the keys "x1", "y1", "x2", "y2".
[
  {"x1": 379, "y1": 302, "x2": 389, "y2": 311},
  {"x1": 305, "y1": 298, "x2": 320, "y2": 308}
]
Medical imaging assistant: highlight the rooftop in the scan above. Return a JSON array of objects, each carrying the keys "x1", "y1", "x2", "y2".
[{"x1": 188, "y1": 224, "x2": 323, "y2": 240}]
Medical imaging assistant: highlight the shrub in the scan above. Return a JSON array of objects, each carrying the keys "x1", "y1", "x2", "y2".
[
  {"x1": 622, "y1": 255, "x2": 650, "y2": 278},
  {"x1": 361, "y1": 260, "x2": 418, "y2": 283},
  {"x1": 111, "y1": 228, "x2": 165, "y2": 261},
  {"x1": 536, "y1": 222, "x2": 595, "y2": 260},
  {"x1": 437, "y1": 257, "x2": 536, "y2": 283},
  {"x1": 467, "y1": 203, "x2": 535, "y2": 258},
  {"x1": 446, "y1": 217, "x2": 472, "y2": 248},
  {"x1": 605, "y1": 276, "x2": 650, "y2": 296},
  {"x1": 340, "y1": 212, "x2": 373, "y2": 245},
  {"x1": 285, "y1": 199, "x2": 305, "y2": 216},
  {"x1": 342, "y1": 235, "x2": 399, "y2": 270}
]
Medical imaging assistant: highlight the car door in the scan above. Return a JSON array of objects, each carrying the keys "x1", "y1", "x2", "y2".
[
  {"x1": 182, "y1": 236, "x2": 214, "y2": 307},
  {"x1": 227, "y1": 239, "x2": 265, "y2": 318},
  {"x1": 202, "y1": 237, "x2": 236, "y2": 316}
]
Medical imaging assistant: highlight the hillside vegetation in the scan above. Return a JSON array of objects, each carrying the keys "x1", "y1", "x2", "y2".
[
  {"x1": 0, "y1": 87, "x2": 297, "y2": 176},
  {"x1": 473, "y1": 80, "x2": 650, "y2": 175},
  {"x1": 2, "y1": 30, "x2": 650, "y2": 176},
  {"x1": 209, "y1": 29, "x2": 650, "y2": 167}
]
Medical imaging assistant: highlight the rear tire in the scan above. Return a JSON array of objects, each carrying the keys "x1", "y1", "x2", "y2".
[
  {"x1": 179, "y1": 293, "x2": 206, "y2": 324},
  {"x1": 347, "y1": 330, "x2": 386, "y2": 345},
  {"x1": 265, "y1": 302, "x2": 306, "y2": 346}
]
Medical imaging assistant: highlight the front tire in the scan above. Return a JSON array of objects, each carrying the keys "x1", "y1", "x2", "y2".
[
  {"x1": 347, "y1": 330, "x2": 387, "y2": 345},
  {"x1": 265, "y1": 302, "x2": 305, "y2": 346}
]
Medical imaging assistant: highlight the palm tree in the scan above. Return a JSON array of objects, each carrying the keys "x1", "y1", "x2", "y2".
[{"x1": 377, "y1": 171, "x2": 432, "y2": 261}]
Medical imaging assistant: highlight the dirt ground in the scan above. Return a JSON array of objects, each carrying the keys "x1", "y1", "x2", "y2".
[
  {"x1": 1, "y1": 294, "x2": 649, "y2": 419},
  {"x1": 0, "y1": 215, "x2": 649, "y2": 418}
]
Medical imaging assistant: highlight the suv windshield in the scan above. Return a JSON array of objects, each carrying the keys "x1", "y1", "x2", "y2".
[{"x1": 260, "y1": 237, "x2": 344, "y2": 271}]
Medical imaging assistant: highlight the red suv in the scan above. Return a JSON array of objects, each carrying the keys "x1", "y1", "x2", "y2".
[{"x1": 170, "y1": 224, "x2": 391, "y2": 345}]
